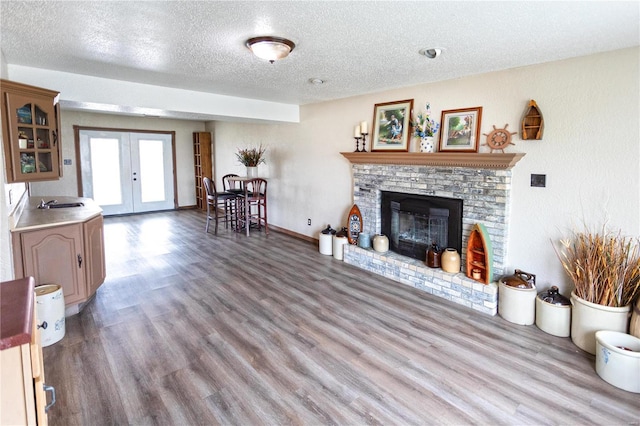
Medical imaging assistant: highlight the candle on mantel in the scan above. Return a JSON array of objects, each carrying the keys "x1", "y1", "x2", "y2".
[
  {"x1": 354, "y1": 125, "x2": 361, "y2": 138},
  {"x1": 360, "y1": 121, "x2": 368, "y2": 134}
]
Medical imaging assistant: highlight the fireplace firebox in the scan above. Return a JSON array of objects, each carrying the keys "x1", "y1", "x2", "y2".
[{"x1": 381, "y1": 191, "x2": 463, "y2": 261}]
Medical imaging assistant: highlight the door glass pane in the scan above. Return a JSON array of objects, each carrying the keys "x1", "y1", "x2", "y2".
[
  {"x1": 138, "y1": 139, "x2": 165, "y2": 203},
  {"x1": 36, "y1": 152, "x2": 53, "y2": 172},
  {"x1": 90, "y1": 138, "x2": 122, "y2": 205},
  {"x1": 34, "y1": 105, "x2": 48, "y2": 126},
  {"x1": 16, "y1": 104, "x2": 32, "y2": 124}
]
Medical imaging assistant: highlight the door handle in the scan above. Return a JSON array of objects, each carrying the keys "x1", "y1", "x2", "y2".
[
  {"x1": 44, "y1": 384, "x2": 56, "y2": 412},
  {"x1": 77, "y1": 254, "x2": 82, "y2": 268}
]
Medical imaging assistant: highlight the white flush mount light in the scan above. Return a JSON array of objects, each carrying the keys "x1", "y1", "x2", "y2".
[
  {"x1": 419, "y1": 48, "x2": 442, "y2": 59},
  {"x1": 309, "y1": 78, "x2": 324, "y2": 85},
  {"x1": 246, "y1": 36, "x2": 295, "y2": 63}
]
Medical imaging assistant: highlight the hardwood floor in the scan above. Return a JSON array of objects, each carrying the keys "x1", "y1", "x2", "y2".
[{"x1": 44, "y1": 210, "x2": 639, "y2": 425}]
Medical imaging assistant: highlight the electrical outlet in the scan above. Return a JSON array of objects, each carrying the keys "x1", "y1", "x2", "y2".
[{"x1": 308, "y1": 218, "x2": 311, "y2": 226}]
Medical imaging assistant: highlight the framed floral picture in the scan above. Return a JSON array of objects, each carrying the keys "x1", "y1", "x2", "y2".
[
  {"x1": 371, "y1": 99, "x2": 413, "y2": 152},
  {"x1": 439, "y1": 106, "x2": 483, "y2": 152}
]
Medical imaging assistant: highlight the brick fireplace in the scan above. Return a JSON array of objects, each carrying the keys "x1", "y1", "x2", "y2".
[{"x1": 340, "y1": 152, "x2": 524, "y2": 316}]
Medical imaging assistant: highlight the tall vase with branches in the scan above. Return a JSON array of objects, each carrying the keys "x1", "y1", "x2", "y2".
[
  {"x1": 555, "y1": 227, "x2": 640, "y2": 307},
  {"x1": 554, "y1": 225, "x2": 640, "y2": 353}
]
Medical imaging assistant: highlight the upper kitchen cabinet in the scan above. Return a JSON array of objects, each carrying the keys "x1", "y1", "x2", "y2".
[{"x1": 1, "y1": 79, "x2": 62, "y2": 182}]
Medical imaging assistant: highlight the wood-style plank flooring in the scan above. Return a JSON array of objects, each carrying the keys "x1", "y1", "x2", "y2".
[{"x1": 43, "y1": 210, "x2": 640, "y2": 425}]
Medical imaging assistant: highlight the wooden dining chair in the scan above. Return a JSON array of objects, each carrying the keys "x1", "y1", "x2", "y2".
[
  {"x1": 237, "y1": 178, "x2": 268, "y2": 235},
  {"x1": 203, "y1": 177, "x2": 237, "y2": 233},
  {"x1": 221, "y1": 173, "x2": 242, "y2": 226},
  {"x1": 222, "y1": 174, "x2": 242, "y2": 194}
]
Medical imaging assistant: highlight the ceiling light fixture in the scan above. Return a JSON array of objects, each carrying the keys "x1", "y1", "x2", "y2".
[
  {"x1": 309, "y1": 78, "x2": 324, "y2": 85},
  {"x1": 419, "y1": 48, "x2": 442, "y2": 59},
  {"x1": 246, "y1": 36, "x2": 295, "y2": 63}
]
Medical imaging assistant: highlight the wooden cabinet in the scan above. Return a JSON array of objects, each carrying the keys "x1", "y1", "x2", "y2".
[
  {"x1": 83, "y1": 215, "x2": 106, "y2": 298},
  {"x1": 1, "y1": 277, "x2": 51, "y2": 425},
  {"x1": 13, "y1": 215, "x2": 106, "y2": 307},
  {"x1": 1, "y1": 79, "x2": 62, "y2": 183},
  {"x1": 193, "y1": 131, "x2": 212, "y2": 210},
  {"x1": 21, "y1": 224, "x2": 86, "y2": 305}
]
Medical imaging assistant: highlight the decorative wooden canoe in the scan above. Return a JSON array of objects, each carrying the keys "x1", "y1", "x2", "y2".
[
  {"x1": 466, "y1": 223, "x2": 493, "y2": 284},
  {"x1": 521, "y1": 99, "x2": 544, "y2": 140},
  {"x1": 347, "y1": 204, "x2": 363, "y2": 245}
]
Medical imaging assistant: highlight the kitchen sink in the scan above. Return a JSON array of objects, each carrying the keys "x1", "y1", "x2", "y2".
[
  {"x1": 38, "y1": 199, "x2": 85, "y2": 209},
  {"x1": 47, "y1": 202, "x2": 85, "y2": 208}
]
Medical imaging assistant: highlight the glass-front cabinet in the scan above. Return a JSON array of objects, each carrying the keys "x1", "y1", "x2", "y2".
[{"x1": 1, "y1": 79, "x2": 61, "y2": 182}]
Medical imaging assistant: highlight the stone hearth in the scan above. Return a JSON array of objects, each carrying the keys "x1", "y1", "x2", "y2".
[{"x1": 340, "y1": 153, "x2": 524, "y2": 316}]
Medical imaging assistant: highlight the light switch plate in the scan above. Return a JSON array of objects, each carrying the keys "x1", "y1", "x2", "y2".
[
  {"x1": 63, "y1": 159, "x2": 72, "y2": 165},
  {"x1": 531, "y1": 174, "x2": 546, "y2": 187}
]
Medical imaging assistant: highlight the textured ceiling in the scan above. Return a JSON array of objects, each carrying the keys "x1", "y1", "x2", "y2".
[{"x1": 1, "y1": 1, "x2": 638, "y2": 106}]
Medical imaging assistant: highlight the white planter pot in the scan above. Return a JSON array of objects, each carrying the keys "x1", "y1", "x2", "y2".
[
  {"x1": 332, "y1": 235, "x2": 348, "y2": 260},
  {"x1": 595, "y1": 330, "x2": 640, "y2": 393},
  {"x1": 319, "y1": 232, "x2": 333, "y2": 255},
  {"x1": 570, "y1": 292, "x2": 631, "y2": 355},
  {"x1": 498, "y1": 282, "x2": 537, "y2": 325},
  {"x1": 35, "y1": 284, "x2": 66, "y2": 347},
  {"x1": 630, "y1": 297, "x2": 640, "y2": 339},
  {"x1": 536, "y1": 297, "x2": 571, "y2": 337},
  {"x1": 246, "y1": 166, "x2": 258, "y2": 178}
]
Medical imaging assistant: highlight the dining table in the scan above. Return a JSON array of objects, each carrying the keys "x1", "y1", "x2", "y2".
[{"x1": 225, "y1": 176, "x2": 265, "y2": 236}]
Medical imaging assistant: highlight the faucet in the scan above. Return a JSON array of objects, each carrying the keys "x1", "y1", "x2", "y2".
[{"x1": 37, "y1": 199, "x2": 58, "y2": 209}]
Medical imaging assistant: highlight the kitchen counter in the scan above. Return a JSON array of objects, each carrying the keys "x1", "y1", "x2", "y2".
[
  {"x1": 12, "y1": 196, "x2": 102, "y2": 232},
  {"x1": 0, "y1": 277, "x2": 35, "y2": 350}
]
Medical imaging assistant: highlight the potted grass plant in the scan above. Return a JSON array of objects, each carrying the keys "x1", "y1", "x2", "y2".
[
  {"x1": 236, "y1": 144, "x2": 266, "y2": 177},
  {"x1": 555, "y1": 226, "x2": 640, "y2": 354}
]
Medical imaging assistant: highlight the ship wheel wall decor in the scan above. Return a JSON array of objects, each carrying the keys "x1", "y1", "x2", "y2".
[
  {"x1": 482, "y1": 124, "x2": 517, "y2": 153},
  {"x1": 521, "y1": 99, "x2": 544, "y2": 140}
]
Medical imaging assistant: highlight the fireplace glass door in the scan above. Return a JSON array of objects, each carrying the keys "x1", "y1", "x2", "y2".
[{"x1": 382, "y1": 191, "x2": 462, "y2": 261}]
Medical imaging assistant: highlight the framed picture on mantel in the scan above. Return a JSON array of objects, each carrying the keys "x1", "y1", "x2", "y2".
[
  {"x1": 439, "y1": 106, "x2": 483, "y2": 152},
  {"x1": 371, "y1": 99, "x2": 413, "y2": 152}
]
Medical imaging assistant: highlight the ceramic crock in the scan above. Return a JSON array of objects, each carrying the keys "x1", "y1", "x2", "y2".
[
  {"x1": 426, "y1": 243, "x2": 441, "y2": 268},
  {"x1": 535, "y1": 286, "x2": 571, "y2": 337},
  {"x1": 440, "y1": 248, "x2": 460, "y2": 273},
  {"x1": 372, "y1": 234, "x2": 389, "y2": 253},
  {"x1": 498, "y1": 269, "x2": 537, "y2": 325}
]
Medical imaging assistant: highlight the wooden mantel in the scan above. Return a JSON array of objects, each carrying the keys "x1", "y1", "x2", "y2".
[{"x1": 340, "y1": 152, "x2": 525, "y2": 170}]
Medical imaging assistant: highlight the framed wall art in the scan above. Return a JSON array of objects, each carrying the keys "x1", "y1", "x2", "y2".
[
  {"x1": 439, "y1": 106, "x2": 483, "y2": 152},
  {"x1": 371, "y1": 99, "x2": 413, "y2": 152}
]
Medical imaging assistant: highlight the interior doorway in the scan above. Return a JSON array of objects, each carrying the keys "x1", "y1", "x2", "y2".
[{"x1": 77, "y1": 128, "x2": 176, "y2": 215}]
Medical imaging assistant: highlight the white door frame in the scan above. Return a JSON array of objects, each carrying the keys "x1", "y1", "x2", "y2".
[{"x1": 76, "y1": 127, "x2": 177, "y2": 215}]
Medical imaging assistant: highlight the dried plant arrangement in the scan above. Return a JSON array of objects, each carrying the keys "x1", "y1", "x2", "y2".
[
  {"x1": 555, "y1": 226, "x2": 640, "y2": 307},
  {"x1": 236, "y1": 144, "x2": 267, "y2": 167}
]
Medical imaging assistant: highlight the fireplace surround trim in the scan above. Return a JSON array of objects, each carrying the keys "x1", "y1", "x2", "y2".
[{"x1": 340, "y1": 152, "x2": 525, "y2": 169}]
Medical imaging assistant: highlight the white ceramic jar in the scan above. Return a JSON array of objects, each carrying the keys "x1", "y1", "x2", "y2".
[
  {"x1": 332, "y1": 235, "x2": 348, "y2": 260},
  {"x1": 372, "y1": 234, "x2": 389, "y2": 252},
  {"x1": 440, "y1": 248, "x2": 460, "y2": 273}
]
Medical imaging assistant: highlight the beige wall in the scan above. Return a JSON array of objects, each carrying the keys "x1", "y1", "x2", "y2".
[
  {"x1": 212, "y1": 47, "x2": 640, "y2": 295},
  {"x1": 3, "y1": 48, "x2": 638, "y2": 293},
  {"x1": 30, "y1": 111, "x2": 207, "y2": 207}
]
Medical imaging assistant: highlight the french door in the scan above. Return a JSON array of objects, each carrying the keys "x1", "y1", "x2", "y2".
[{"x1": 79, "y1": 130, "x2": 175, "y2": 215}]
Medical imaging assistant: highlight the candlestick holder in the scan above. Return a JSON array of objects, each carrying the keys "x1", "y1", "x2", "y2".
[
  {"x1": 353, "y1": 136, "x2": 362, "y2": 152},
  {"x1": 360, "y1": 133, "x2": 368, "y2": 152}
]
